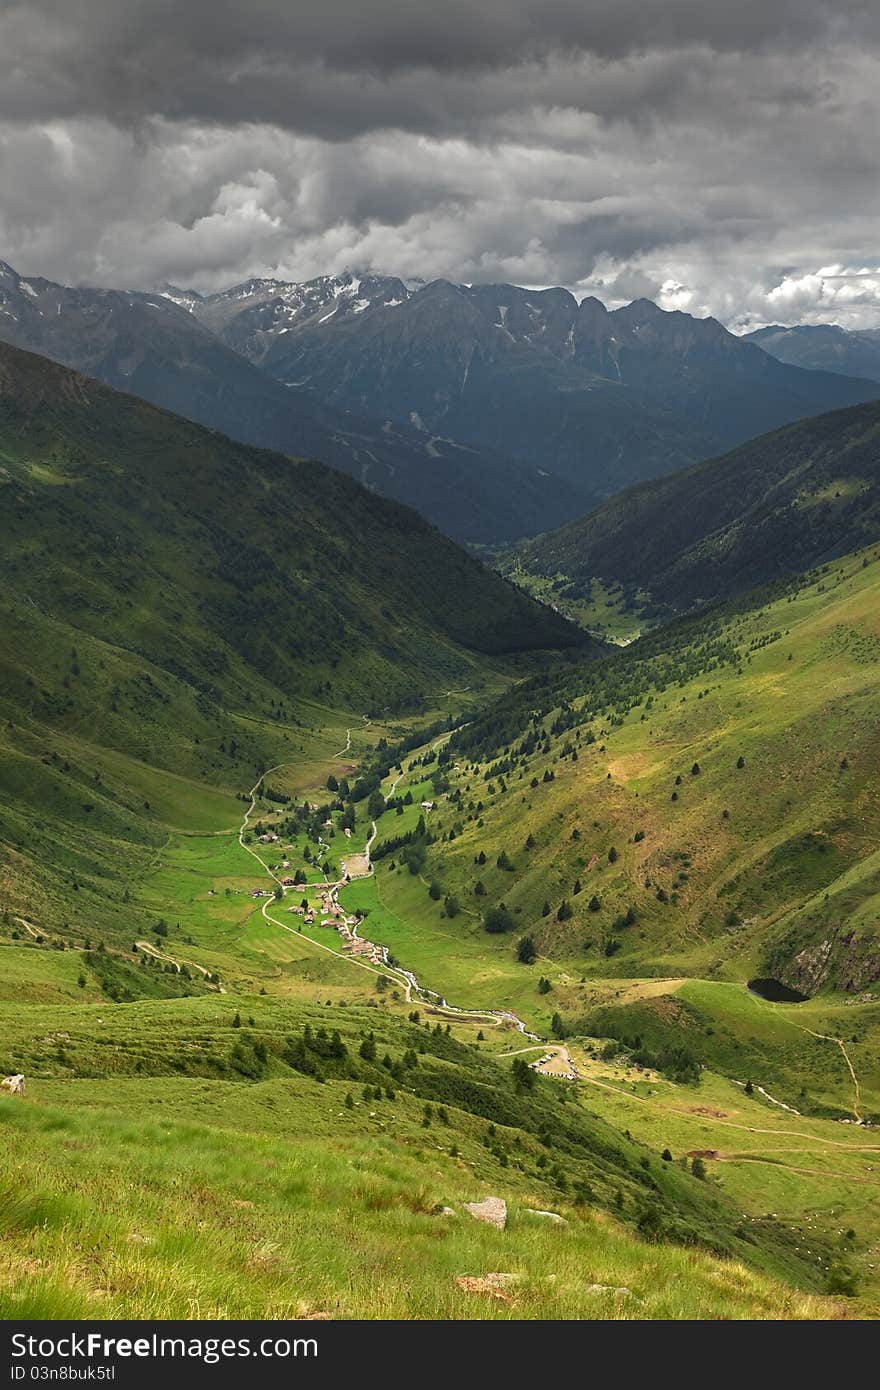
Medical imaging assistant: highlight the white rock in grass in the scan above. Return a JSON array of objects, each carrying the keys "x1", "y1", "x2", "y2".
[
  {"x1": 464, "y1": 1196, "x2": 507, "y2": 1229},
  {"x1": 525, "y1": 1208, "x2": 567, "y2": 1223}
]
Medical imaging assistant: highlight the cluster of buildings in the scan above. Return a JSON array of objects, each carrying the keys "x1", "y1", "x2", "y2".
[
  {"x1": 288, "y1": 904, "x2": 315, "y2": 924},
  {"x1": 336, "y1": 919, "x2": 386, "y2": 965},
  {"x1": 250, "y1": 837, "x2": 388, "y2": 966}
]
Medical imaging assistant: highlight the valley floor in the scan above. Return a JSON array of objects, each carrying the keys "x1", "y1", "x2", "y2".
[{"x1": 3, "y1": 708, "x2": 878, "y2": 1319}]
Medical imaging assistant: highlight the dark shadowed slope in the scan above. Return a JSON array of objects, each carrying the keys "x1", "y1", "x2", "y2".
[
  {"x1": 510, "y1": 400, "x2": 880, "y2": 613},
  {"x1": 0, "y1": 339, "x2": 585, "y2": 729}
]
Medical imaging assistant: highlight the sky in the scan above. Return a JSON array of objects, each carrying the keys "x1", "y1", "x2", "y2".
[{"x1": 1, "y1": 0, "x2": 879, "y2": 330}]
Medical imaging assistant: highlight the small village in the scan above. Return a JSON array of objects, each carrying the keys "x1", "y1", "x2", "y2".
[
  {"x1": 243, "y1": 795, "x2": 614, "y2": 1086},
  {"x1": 247, "y1": 810, "x2": 390, "y2": 968},
  {"x1": 293, "y1": 876, "x2": 388, "y2": 966}
]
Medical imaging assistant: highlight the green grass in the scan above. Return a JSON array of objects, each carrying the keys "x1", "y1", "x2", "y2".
[
  {"x1": 340, "y1": 872, "x2": 571, "y2": 1032},
  {"x1": 392, "y1": 548, "x2": 880, "y2": 1004},
  {"x1": 4, "y1": 372, "x2": 880, "y2": 1320},
  {"x1": 0, "y1": 987, "x2": 858, "y2": 1320},
  {"x1": 0, "y1": 1086, "x2": 836, "y2": 1320},
  {"x1": 577, "y1": 979, "x2": 880, "y2": 1121}
]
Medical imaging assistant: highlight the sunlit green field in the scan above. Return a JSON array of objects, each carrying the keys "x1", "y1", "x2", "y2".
[
  {"x1": 496, "y1": 566, "x2": 651, "y2": 643},
  {"x1": 1, "y1": 1082, "x2": 839, "y2": 1321}
]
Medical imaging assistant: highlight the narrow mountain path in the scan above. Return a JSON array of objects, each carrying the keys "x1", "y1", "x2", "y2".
[
  {"x1": 333, "y1": 714, "x2": 372, "y2": 760},
  {"x1": 793, "y1": 1023, "x2": 864, "y2": 1124},
  {"x1": 238, "y1": 763, "x2": 290, "y2": 886},
  {"x1": 135, "y1": 939, "x2": 224, "y2": 990},
  {"x1": 713, "y1": 1155, "x2": 880, "y2": 1186}
]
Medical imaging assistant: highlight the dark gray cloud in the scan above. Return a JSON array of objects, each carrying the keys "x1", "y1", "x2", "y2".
[
  {"x1": 1, "y1": 0, "x2": 877, "y2": 136},
  {"x1": 0, "y1": 0, "x2": 878, "y2": 328}
]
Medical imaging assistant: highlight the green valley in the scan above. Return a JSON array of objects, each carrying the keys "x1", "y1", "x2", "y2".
[{"x1": 2, "y1": 343, "x2": 880, "y2": 1322}]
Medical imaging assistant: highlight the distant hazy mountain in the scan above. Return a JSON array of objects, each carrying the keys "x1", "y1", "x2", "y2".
[
  {"x1": 510, "y1": 399, "x2": 880, "y2": 614},
  {"x1": 182, "y1": 273, "x2": 879, "y2": 500},
  {"x1": 0, "y1": 262, "x2": 585, "y2": 544},
  {"x1": 743, "y1": 323, "x2": 880, "y2": 383}
]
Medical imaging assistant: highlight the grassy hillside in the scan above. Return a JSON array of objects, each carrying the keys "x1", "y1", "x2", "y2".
[
  {"x1": 2, "y1": 354, "x2": 879, "y2": 1317},
  {"x1": 358, "y1": 547, "x2": 880, "y2": 1034},
  {"x1": 0, "y1": 992, "x2": 854, "y2": 1319},
  {"x1": 505, "y1": 400, "x2": 880, "y2": 620},
  {"x1": 0, "y1": 688, "x2": 871, "y2": 1317},
  {"x1": 2, "y1": 555, "x2": 877, "y2": 1313},
  {"x1": 267, "y1": 546, "x2": 880, "y2": 1311},
  {"x1": 0, "y1": 341, "x2": 580, "y2": 698}
]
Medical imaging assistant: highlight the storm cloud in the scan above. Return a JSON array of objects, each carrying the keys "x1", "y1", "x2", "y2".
[{"x1": 0, "y1": 0, "x2": 878, "y2": 327}]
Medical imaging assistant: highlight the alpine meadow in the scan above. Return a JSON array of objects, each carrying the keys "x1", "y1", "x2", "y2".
[{"x1": 2, "y1": 0, "x2": 880, "y2": 1344}]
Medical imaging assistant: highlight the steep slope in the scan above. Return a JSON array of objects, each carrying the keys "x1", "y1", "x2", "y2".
[
  {"x1": 0, "y1": 262, "x2": 583, "y2": 543},
  {"x1": 745, "y1": 323, "x2": 880, "y2": 383},
  {"x1": 508, "y1": 400, "x2": 880, "y2": 615},
  {"x1": 196, "y1": 273, "x2": 878, "y2": 502},
  {"x1": 0, "y1": 993, "x2": 844, "y2": 1319},
  {"x1": 362, "y1": 548, "x2": 880, "y2": 1017},
  {"x1": 0, "y1": 338, "x2": 582, "y2": 713}
]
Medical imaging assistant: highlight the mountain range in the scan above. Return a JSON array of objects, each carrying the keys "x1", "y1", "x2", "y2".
[
  {"x1": 2, "y1": 259, "x2": 877, "y2": 547},
  {"x1": 179, "y1": 271, "x2": 879, "y2": 502},
  {"x1": 0, "y1": 262, "x2": 585, "y2": 545}
]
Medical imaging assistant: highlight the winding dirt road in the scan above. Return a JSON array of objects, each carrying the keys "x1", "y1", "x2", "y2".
[
  {"x1": 239, "y1": 763, "x2": 538, "y2": 1038},
  {"x1": 237, "y1": 749, "x2": 869, "y2": 1123}
]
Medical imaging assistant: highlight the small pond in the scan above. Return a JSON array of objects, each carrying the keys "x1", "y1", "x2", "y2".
[{"x1": 747, "y1": 977, "x2": 807, "y2": 1003}]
